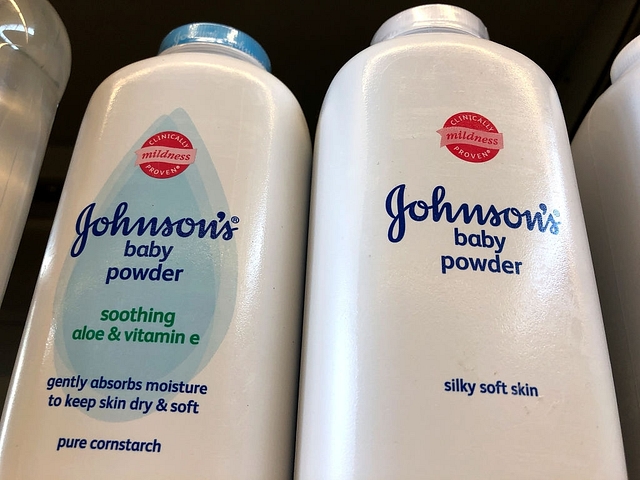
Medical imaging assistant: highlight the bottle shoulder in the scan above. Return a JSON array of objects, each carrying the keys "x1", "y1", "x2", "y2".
[
  {"x1": 332, "y1": 33, "x2": 552, "y2": 90},
  {"x1": 78, "y1": 51, "x2": 310, "y2": 150},
  {"x1": 574, "y1": 65, "x2": 640, "y2": 151},
  {"x1": 577, "y1": 64, "x2": 640, "y2": 133},
  {"x1": 600, "y1": 63, "x2": 640, "y2": 104},
  {"x1": 94, "y1": 52, "x2": 301, "y2": 107}
]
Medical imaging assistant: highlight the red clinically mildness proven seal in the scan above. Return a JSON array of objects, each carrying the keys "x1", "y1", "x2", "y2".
[
  {"x1": 437, "y1": 112, "x2": 504, "y2": 163},
  {"x1": 135, "y1": 131, "x2": 197, "y2": 179}
]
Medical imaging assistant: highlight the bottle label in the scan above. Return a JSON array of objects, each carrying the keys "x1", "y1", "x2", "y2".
[
  {"x1": 51, "y1": 108, "x2": 238, "y2": 422},
  {"x1": 386, "y1": 183, "x2": 561, "y2": 243},
  {"x1": 385, "y1": 183, "x2": 561, "y2": 277}
]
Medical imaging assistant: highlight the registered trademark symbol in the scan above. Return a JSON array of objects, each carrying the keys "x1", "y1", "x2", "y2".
[{"x1": 231, "y1": 216, "x2": 240, "y2": 224}]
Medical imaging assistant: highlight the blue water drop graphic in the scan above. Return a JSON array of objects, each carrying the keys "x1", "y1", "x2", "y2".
[{"x1": 53, "y1": 109, "x2": 237, "y2": 421}]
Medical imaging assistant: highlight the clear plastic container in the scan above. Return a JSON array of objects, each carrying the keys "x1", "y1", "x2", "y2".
[{"x1": 0, "y1": 0, "x2": 71, "y2": 302}]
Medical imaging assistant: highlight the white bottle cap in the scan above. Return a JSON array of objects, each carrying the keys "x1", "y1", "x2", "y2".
[
  {"x1": 611, "y1": 35, "x2": 640, "y2": 84},
  {"x1": 371, "y1": 4, "x2": 489, "y2": 45}
]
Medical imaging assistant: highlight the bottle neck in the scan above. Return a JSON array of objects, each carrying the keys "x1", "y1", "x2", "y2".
[
  {"x1": 394, "y1": 26, "x2": 481, "y2": 38},
  {"x1": 371, "y1": 5, "x2": 488, "y2": 45},
  {"x1": 159, "y1": 43, "x2": 266, "y2": 70}
]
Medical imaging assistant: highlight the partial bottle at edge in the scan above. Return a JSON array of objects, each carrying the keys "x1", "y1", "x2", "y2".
[
  {"x1": 572, "y1": 34, "x2": 640, "y2": 479},
  {"x1": 0, "y1": 23, "x2": 311, "y2": 479},
  {"x1": 0, "y1": 0, "x2": 71, "y2": 303},
  {"x1": 295, "y1": 5, "x2": 627, "y2": 479}
]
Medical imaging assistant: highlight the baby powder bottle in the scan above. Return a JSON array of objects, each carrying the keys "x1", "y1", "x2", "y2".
[
  {"x1": 295, "y1": 5, "x2": 627, "y2": 479},
  {"x1": 572, "y1": 34, "x2": 640, "y2": 479},
  {"x1": 0, "y1": 0, "x2": 71, "y2": 303},
  {"x1": 0, "y1": 23, "x2": 311, "y2": 479}
]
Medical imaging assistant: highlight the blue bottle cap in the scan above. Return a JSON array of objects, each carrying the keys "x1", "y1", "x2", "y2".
[{"x1": 159, "y1": 23, "x2": 271, "y2": 72}]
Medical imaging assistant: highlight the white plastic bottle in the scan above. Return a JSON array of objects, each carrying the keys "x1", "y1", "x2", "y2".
[
  {"x1": 572, "y1": 34, "x2": 640, "y2": 479},
  {"x1": 295, "y1": 5, "x2": 627, "y2": 479},
  {"x1": 0, "y1": 0, "x2": 71, "y2": 303},
  {"x1": 0, "y1": 23, "x2": 311, "y2": 479}
]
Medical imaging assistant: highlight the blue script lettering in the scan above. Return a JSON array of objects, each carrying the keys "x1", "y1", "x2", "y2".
[
  {"x1": 71, "y1": 202, "x2": 238, "y2": 257},
  {"x1": 386, "y1": 184, "x2": 560, "y2": 243}
]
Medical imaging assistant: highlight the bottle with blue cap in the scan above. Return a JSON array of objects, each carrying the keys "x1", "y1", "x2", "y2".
[
  {"x1": 296, "y1": 4, "x2": 627, "y2": 478},
  {"x1": 572, "y1": 33, "x2": 640, "y2": 479},
  {"x1": 0, "y1": 22, "x2": 311, "y2": 479}
]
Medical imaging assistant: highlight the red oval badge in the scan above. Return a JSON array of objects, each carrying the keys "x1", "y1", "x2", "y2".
[
  {"x1": 134, "y1": 131, "x2": 196, "y2": 179},
  {"x1": 437, "y1": 112, "x2": 503, "y2": 163}
]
